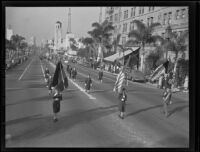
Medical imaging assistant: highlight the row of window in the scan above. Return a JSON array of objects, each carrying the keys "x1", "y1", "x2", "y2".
[{"x1": 109, "y1": 7, "x2": 187, "y2": 24}]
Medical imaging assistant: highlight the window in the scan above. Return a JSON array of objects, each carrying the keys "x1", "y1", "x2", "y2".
[
  {"x1": 130, "y1": 21, "x2": 134, "y2": 31},
  {"x1": 181, "y1": 9, "x2": 186, "y2": 18},
  {"x1": 142, "y1": 7, "x2": 145, "y2": 14},
  {"x1": 163, "y1": 13, "x2": 167, "y2": 25},
  {"x1": 110, "y1": 15, "x2": 113, "y2": 22},
  {"x1": 147, "y1": 18, "x2": 150, "y2": 26},
  {"x1": 141, "y1": 19, "x2": 143, "y2": 23},
  {"x1": 119, "y1": 11, "x2": 122, "y2": 21},
  {"x1": 150, "y1": 17, "x2": 153, "y2": 25},
  {"x1": 123, "y1": 23, "x2": 127, "y2": 32},
  {"x1": 124, "y1": 10, "x2": 128, "y2": 19},
  {"x1": 114, "y1": 14, "x2": 118, "y2": 22},
  {"x1": 152, "y1": 7, "x2": 154, "y2": 11},
  {"x1": 131, "y1": 7, "x2": 136, "y2": 17},
  {"x1": 168, "y1": 12, "x2": 172, "y2": 24},
  {"x1": 139, "y1": 7, "x2": 141, "y2": 15},
  {"x1": 131, "y1": 8, "x2": 134, "y2": 17},
  {"x1": 122, "y1": 37, "x2": 126, "y2": 45},
  {"x1": 149, "y1": 7, "x2": 151, "y2": 12},
  {"x1": 158, "y1": 13, "x2": 161, "y2": 21},
  {"x1": 175, "y1": 10, "x2": 180, "y2": 19}
]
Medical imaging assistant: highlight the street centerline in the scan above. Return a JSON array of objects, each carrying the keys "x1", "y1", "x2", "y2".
[{"x1": 18, "y1": 59, "x2": 34, "y2": 81}]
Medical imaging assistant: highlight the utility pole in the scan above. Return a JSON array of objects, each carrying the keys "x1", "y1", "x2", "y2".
[{"x1": 67, "y1": 8, "x2": 71, "y2": 33}]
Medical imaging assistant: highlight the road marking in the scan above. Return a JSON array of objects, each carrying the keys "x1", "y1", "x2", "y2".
[
  {"x1": 18, "y1": 59, "x2": 34, "y2": 80},
  {"x1": 40, "y1": 60, "x2": 45, "y2": 77},
  {"x1": 49, "y1": 62, "x2": 96, "y2": 100}
]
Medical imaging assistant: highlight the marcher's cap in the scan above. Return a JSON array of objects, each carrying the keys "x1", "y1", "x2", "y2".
[{"x1": 122, "y1": 87, "x2": 126, "y2": 91}]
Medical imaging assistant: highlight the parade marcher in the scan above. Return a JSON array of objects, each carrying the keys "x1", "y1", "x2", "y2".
[
  {"x1": 52, "y1": 89, "x2": 62, "y2": 122},
  {"x1": 98, "y1": 68, "x2": 103, "y2": 83},
  {"x1": 44, "y1": 67, "x2": 50, "y2": 83},
  {"x1": 85, "y1": 74, "x2": 92, "y2": 92},
  {"x1": 162, "y1": 72, "x2": 173, "y2": 117},
  {"x1": 48, "y1": 75, "x2": 53, "y2": 95},
  {"x1": 71, "y1": 67, "x2": 77, "y2": 81},
  {"x1": 118, "y1": 87, "x2": 127, "y2": 119},
  {"x1": 68, "y1": 67, "x2": 72, "y2": 78}
]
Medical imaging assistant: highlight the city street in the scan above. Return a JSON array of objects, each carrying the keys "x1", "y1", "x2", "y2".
[{"x1": 5, "y1": 55, "x2": 189, "y2": 147}]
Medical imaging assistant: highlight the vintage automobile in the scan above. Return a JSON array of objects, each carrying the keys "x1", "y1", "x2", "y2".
[{"x1": 127, "y1": 69, "x2": 146, "y2": 83}]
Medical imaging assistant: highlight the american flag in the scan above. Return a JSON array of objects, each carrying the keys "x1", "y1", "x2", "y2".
[
  {"x1": 113, "y1": 56, "x2": 131, "y2": 93},
  {"x1": 150, "y1": 60, "x2": 169, "y2": 81}
]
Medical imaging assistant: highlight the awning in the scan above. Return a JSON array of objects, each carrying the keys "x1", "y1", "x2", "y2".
[{"x1": 104, "y1": 47, "x2": 140, "y2": 62}]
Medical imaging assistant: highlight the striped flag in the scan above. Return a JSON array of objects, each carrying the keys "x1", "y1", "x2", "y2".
[
  {"x1": 113, "y1": 56, "x2": 131, "y2": 93},
  {"x1": 150, "y1": 60, "x2": 169, "y2": 81},
  {"x1": 52, "y1": 61, "x2": 68, "y2": 92}
]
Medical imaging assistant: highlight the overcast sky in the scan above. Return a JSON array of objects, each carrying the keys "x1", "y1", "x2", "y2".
[{"x1": 6, "y1": 7, "x2": 105, "y2": 45}]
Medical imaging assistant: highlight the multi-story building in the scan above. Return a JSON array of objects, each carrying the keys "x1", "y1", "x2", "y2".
[
  {"x1": 30, "y1": 36, "x2": 36, "y2": 46},
  {"x1": 6, "y1": 26, "x2": 13, "y2": 41},
  {"x1": 105, "y1": 6, "x2": 189, "y2": 62},
  {"x1": 105, "y1": 7, "x2": 188, "y2": 44},
  {"x1": 54, "y1": 21, "x2": 63, "y2": 52}
]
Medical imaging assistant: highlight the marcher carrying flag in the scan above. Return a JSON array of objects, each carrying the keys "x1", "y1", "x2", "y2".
[
  {"x1": 113, "y1": 55, "x2": 131, "y2": 93},
  {"x1": 52, "y1": 61, "x2": 68, "y2": 92},
  {"x1": 150, "y1": 60, "x2": 169, "y2": 82}
]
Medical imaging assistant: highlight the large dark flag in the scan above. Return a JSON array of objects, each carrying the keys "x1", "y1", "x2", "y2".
[
  {"x1": 52, "y1": 61, "x2": 68, "y2": 92},
  {"x1": 150, "y1": 60, "x2": 169, "y2": 81}
]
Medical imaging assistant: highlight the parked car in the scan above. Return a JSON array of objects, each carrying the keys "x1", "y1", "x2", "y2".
[{"x1": 127, "y1": 70, "x2": 146, "y2": 83}]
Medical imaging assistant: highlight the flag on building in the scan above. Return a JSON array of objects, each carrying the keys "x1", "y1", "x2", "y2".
[
  {"x1": 150, "y1": 60, "x2": 169, "y2": 81},
  {"x1": 113, "y1": 56, "x2": 131, "y2": 93},
  {"x1": 52, "y1": 61, "x2": 68, "y2": 92}
]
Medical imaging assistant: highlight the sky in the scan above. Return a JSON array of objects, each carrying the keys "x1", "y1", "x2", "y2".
[{"x1": 6, "y1": 7, "x2": 105, "y2": 45}]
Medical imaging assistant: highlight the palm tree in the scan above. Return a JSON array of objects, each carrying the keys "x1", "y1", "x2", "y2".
[
  {"x1": 161, "y1": 30, "x2": 188, "y2": 89},
  {"x1": 88, "y1": 19, "x2": 114, "y2": 62},
  {"x1": 128, "y1": 20, "x2": 162, "y2": 72}
]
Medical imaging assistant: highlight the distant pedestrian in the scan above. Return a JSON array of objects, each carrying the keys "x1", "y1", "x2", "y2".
[
  {"x1": 118, "y1": 87, "x2": 127, "y2": 119},
  {"x1": 98, "y1": 69, "x2": 103, "y2": 83},
  {"x1": 85, "y1": 74, "x2": 92, "y2": 92},
  {"x1": 71, "y1": 67, "x2": 77, "y2": 81},
  {"x1": 52, "y1": 89, "x2": 62, "y2": 122},
  {"x1": 47, "y1": 75, "x2": 53, "y2": 95},
  {"x1": 68, "y1": 67, "x2": 72, "y2": 78},
  {"x1": 125, "y1": 72, "x2": 129, "y2": 86}
]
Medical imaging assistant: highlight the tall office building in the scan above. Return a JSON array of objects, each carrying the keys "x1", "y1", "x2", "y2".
[{"x1": 6, "y1": 25, "x2": 14, "y2": 41}]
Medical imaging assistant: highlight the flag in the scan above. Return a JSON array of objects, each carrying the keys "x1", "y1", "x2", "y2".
[
  {"x1": 150, "y1": 60, "x2": 169, "y2": 81},
  {"x1": 52, "y1": 61, "x2": 68, "y2": 92},
  {"x1": 113, "y1": 56, "x2": 131, "y2": 93}
]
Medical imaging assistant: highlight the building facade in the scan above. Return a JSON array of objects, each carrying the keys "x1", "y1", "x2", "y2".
[
  {"x1": 105, "y1": 7, "x2": 188, "y2": 44},
  {"x1": 30, "y1": 36, "x2": 36, "y2": 46},
  {"x1": 105, "y1": 7, "x2": 189, "y2": 71}
]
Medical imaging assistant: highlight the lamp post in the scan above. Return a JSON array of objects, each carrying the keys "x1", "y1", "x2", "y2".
[{"x1": 165, "y1": 25, "x2": 172, "y2": 59}]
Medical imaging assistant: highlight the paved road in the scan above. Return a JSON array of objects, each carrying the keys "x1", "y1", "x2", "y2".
[{"x1": 5, "y1": 56, "x2": 189, "y2": 147}]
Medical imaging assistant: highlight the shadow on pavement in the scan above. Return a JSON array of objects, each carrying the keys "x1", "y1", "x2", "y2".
[
  {"x1": 6, "y1": 105, "x2": 118, "y2": 144},
  {"x1": 168, "y1": 104, "x2": 189, "y2": 117},
  {"x1": 6, "y1": 114, "x2": 42, "y2": 126},
  {"x1": 126, "y1": 101, "x2": 187, "y2": 118}
]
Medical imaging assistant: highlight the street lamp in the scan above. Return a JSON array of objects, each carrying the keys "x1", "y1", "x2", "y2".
[{"x1": 165, "y1": 25, "x2": 172, "y2": 59}]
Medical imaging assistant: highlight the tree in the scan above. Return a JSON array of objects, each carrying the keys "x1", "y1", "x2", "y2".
[
  {"x1": 81, "y1": 37, "x2": 95, "y2": 60},
  {"x1": 128, "y1": 20, "x2": 162, "y2": 72},
  {"x1": 161, "y1": 30, "x2": 188, "y2": 88},
  {"x1": 69, "y1": 38, "x2": 78, "y2": 51},
  {"x1": 88, "y1": 19, "x2": 114, "y2": 62}
]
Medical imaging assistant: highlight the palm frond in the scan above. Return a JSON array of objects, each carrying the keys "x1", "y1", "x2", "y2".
[
  {"x1": 125, "y1": 39, "x2": 139, "y2": 47},
  {"x1": 149, "y1": 22, "x2": 161, "y2": 33},
  {"x1": 132, "y1": 20, "x2": 146, "y2": 32},
  {"x1": 128, "y1": 30, "x2": 142, "y2": 41},
  {"x1": 92, "y1": 22, "x2": 101, "y2": 29},
  {"x1": 148, "y1": 35, "x2": 164, "y2": 44}
]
